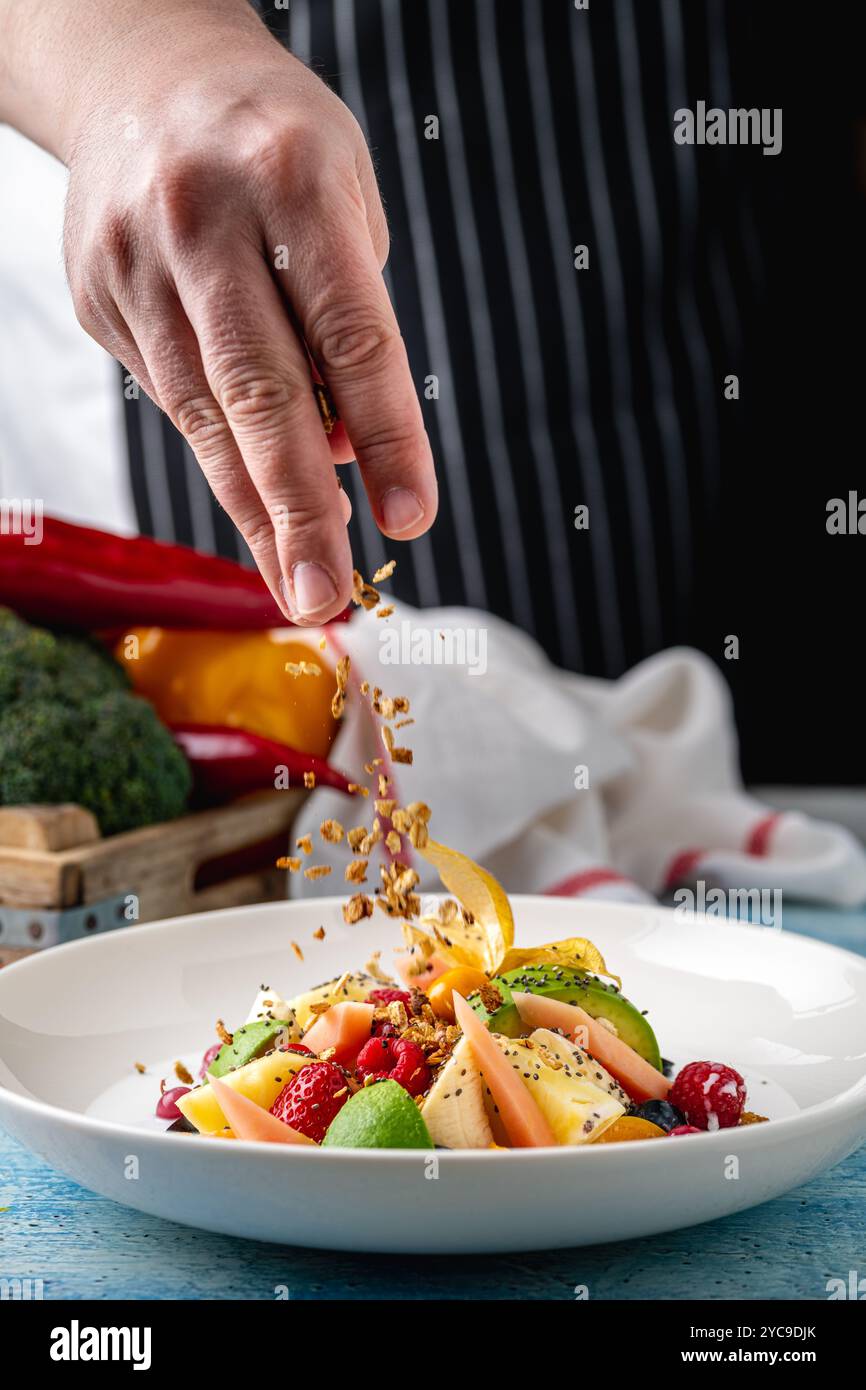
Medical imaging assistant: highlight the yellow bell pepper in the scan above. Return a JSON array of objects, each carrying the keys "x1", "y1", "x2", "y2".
[{"x1": 115, "y1": 628, "x2": 338, "y2": 758}]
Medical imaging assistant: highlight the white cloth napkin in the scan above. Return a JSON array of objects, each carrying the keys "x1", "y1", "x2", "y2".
[{"x1": 290, "y1": 603, "x2": 866, "y2": 910}]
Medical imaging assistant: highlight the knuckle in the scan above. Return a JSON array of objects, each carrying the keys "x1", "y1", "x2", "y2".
[
  {"x1": 211, "y1": 363, "x2": 300, "y2": 427},
  {"x1": 352, "y1": 422, "x2": 424, "y2": 467},
  {"x1": 273, "y1": 499, "x2": 332, "y2": 536},
  {"x1": 240, "y1": 511, "x2": 279, "y2": 560},
  {"x1": 149, "y1": 155, "x2": 210, "y2": 244},
  {"x1": 92, "y1": 207, "x2": 137, "y2": 278},
  {"x1": 246, "y1": 120, "x2": 329, "y2": 194},
  {"x1": 258, "y1": 497, "x2": 335, "y2": 560},
  {"x1": 67, "y1": 276, "x2": 125, "y2": 358},
  {"x1": 68, "y1": 278, "x2": 105, "y2": 337},
  {"x1": 311, "y1": 304, "x2": 399, "y2": 374},
  {"x1": 239, "y1": 501, "x2": 333, "y2": 561},
  {"x1": 172, "y1": 392, "x2": 227, "y2": 452}
]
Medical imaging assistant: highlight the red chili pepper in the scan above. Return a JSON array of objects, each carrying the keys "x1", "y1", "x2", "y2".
[
  {"x1": 0, "y1": 516, "x2": 347, "y2": 631},
  {"x1": 170, "y1": 723, "x2": 352, "y2": 803}
]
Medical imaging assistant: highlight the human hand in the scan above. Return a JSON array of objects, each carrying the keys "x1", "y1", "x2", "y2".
[{"x1": 57, "y1": 1, "x2": 436, "y2": 621}]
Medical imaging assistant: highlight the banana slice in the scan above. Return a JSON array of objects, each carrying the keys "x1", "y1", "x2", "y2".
[
  {"x1": 421, "y1": 1037, "x2": 494, "y2": 1149},
  {"x1": 245, "y1": 987, "x2": 301, "y2": 1034}
]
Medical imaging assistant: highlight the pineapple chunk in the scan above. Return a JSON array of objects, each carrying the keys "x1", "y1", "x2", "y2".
[
  {"x1": 528, "y1": 1028, "x2": 630, "y2": 1108},
  {"x1": 289, "y1": 972, "x2": 379, "y2": 1030},
  {"x1": 177, "y1": 1048, "x2": 314, "y2": 1134},
  {"x1": 492, "y1": 1036, "x2": 624, "y2": 1145}
]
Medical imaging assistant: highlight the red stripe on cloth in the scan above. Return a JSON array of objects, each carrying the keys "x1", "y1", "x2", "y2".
[
  {"x1": 545, "y1": 868, "x2": 631, "y2": 897},
  {"x1": 662, "y1": 849, "x2": 705, "y2": 891},
  {"x1": 745, "y1": 812, "x2": 782, "y2": 858}
]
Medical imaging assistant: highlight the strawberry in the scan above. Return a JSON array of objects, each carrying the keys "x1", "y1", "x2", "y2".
[
  {"x1": 270, "y1": 1061, "x2": 350, "y2": 1142},
  {"x1": 355, "y1": 1035, "x2": 431, "y2": 1097}
]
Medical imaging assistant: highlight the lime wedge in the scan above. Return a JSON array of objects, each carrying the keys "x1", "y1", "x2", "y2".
[{"x1": 322, "y1": 1080, "x2": 433, "y2": 1149}]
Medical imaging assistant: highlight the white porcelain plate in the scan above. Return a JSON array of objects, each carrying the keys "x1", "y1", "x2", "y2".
[{"x1": 0, "y1": 896, "x2": 865, "y2": 1253}]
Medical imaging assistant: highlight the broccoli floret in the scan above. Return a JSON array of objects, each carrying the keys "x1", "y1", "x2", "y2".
[
  {"x1": 77, "y1": 691, "x2": 192, "y2": 835},
  {"x1": 0, "y1": 608, "x2": 129, "y2": 713},
  {"x1": 0, "y1": 702, "x2": 88, "y2": 806},
  {"x1": 0, "y1": 691, "x2": 191, "y2": 836},
  {"x1": 0, "y1": 608, "x2": 26, "y2": 641},
  {"x1": 0, "y1": 610, "x2": 188, "y2": 834}
]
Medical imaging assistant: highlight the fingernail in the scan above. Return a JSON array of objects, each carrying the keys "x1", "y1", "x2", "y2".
[
  {"x1": 382, "y1": 487, "x2": 424, "y2": 535},
  {"x1": 291, "y1": 561, "x2": 338, "y2": 617}
]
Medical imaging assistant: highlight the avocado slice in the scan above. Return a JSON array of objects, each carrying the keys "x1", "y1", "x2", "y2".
[
  {"x1": 207, "y1": 1019, "x2": 288, "y2": 1079},
  {"x1": 469, "y1": 966, "x2": 662, "y2": 1070}
]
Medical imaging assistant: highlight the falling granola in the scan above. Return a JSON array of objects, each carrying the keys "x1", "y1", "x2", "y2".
[
  {"x1": 304, "y1": 865, "x2": 332, "y2": 881},
  {"x1": 285, "y1": 660, "x2": 321, "y2": 677}
]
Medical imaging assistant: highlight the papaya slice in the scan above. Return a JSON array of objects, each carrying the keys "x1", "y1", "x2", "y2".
[
  {"x1": 511, "y1": 991, "x2": 671, "y2": 1103},
  {"x1": 302, "y1": 1001, "x2": 375, "y2": 1066},
  {"x1": 452, "y1": 991, "x2": 556, "y2": 1148},
  {"x1": 208, "y1": 1075, "x2": 316, "y2": 1145}
]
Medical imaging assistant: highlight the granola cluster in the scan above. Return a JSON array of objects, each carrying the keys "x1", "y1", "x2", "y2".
[
  {"x1": 351, "y1": 569, "x2": 381, "y2": 611},
  {"x1": 331, "y1": 655, "x2": 351, "y2": 720},
  {"x1": 377, "y1": 859, "x2": 420, "y2": 918},
  {"x1": 368, "y1": 987, "x2": 461, "y2": 1077},
  {"x1": 343, "y1": 892, "x2": 374, "y2": 925},
  {"x1": 277, "y1": 559, "x2": 437, "y2": 940},
  {"x1": 285, "y1": 660, "x2": 321, "y2": 678}
]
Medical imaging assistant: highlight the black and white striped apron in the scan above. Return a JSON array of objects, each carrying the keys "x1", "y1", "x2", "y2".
[{"x1": 121, "y1": 0, "x2": 767, "y2": 678}]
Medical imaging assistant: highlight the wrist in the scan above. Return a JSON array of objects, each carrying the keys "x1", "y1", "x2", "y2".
[{"x1": 0, "y1": 0, "x2": 271, "y2": 164}]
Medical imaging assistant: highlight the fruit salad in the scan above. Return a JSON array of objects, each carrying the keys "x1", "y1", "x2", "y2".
[
  {"x1": 156, "y1": 844, "x2": 766, "y2": 1150},
  {"x1": 153, "y1": 563, "x2": 765, "y2": 1150}
]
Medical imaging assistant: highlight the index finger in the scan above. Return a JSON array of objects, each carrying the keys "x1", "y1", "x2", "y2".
[
  {"x1": 173, "y1": 250, "x2": 355, "y2": 622},
  {"x1": 275, "y1": 207, "x2": 438, "y2": 541}
]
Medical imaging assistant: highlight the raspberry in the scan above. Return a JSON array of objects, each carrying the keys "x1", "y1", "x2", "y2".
[
  {"x1": 270, "y1": 1061, "x2": 350, "y2": 1142},
  {"x1": 280, "y1": 1042, "x2": 314, "y2": 1056},
  {"x1": 368, "y1": 988, "x2": 413, "y2": 1038},
  {"x1": 669, "y1": 1125, "x2": 703, "y2": 1137},
  {"x1": 669, "y1": 1061, "x2": 746, "y2": 1131},
  {"x1": 355, "y1": 1035, "x2": 431, "y2": 1097},
  {"x1": 371, "y1": 1019, "x2": 396, "y2": 1038},
  {"x1": 367, "y1": 988, "x2": 412, "y2": 1008}
]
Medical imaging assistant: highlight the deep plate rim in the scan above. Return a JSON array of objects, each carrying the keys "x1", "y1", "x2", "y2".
[{"x1": 1, "y1": 895, "x2": 865, "y2": 1162}]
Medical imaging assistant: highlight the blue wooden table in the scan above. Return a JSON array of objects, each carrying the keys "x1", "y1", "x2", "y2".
[{"x1": 2, "y1": 906, "x2": 864, "y2": 1300}]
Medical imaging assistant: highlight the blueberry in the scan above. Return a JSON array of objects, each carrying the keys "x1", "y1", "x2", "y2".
[
  {"x1": 166, "y1": 1115, "x2": 196, "y2": 1133},
  {"x1": 631, "y1": 1099, "x2": 686, "y2": 1132},
  {"x1": 661, "y1": 1056, "x2": 675, "y2": 1078}
]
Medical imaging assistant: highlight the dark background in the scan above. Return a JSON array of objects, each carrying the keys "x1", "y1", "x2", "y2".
[{"x1": 722, "y1": 4, "x2": 865, "y2": 783}]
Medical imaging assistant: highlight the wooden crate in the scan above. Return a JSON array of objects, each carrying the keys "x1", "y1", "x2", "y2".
[{"x1": 0, "y1": 793, "x2": 305, "y2": 966}]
